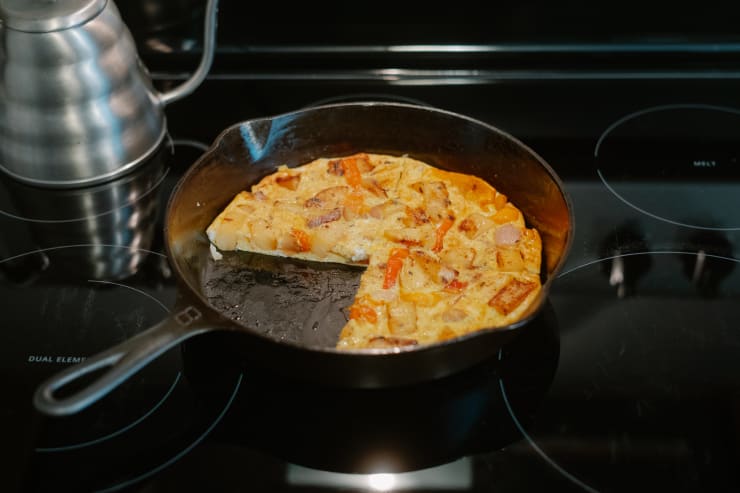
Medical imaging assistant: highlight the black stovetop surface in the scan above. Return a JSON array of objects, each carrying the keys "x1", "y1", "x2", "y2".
[{"x1": 2, "y1": 15, "x2": 740, "y2": 492}]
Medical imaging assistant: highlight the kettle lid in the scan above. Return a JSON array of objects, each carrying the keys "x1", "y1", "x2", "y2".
[{"x1": 0, "y1": 0, "x2": 106, "y2": 33}]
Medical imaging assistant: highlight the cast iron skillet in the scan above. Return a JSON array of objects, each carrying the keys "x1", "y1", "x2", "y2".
[{"x1": 34, "y1": 102, "x2": 574, "y2": 416}]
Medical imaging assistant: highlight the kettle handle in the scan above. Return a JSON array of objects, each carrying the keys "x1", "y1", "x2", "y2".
[{"x1": 159, "y1": 0, "x2": 219, "y2": 106}]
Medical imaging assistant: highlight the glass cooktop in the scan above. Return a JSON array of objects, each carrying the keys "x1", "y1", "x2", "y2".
[{"x1": 2, "y1": 73, "x2": 740, "y2": 493}]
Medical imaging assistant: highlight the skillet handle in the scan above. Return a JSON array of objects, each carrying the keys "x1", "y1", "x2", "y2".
[{"x1": 33, "y1": 306, "x2": 211, "y2": 416}]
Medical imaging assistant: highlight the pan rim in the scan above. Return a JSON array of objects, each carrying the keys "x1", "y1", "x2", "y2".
[{"x1": 164, "y1": 101, "x2": 575, "y2": 356}]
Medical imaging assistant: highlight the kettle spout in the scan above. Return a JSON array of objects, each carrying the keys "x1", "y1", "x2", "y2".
[{"x1": 159, "y1": 0, "x2": 219, "y2": 106}]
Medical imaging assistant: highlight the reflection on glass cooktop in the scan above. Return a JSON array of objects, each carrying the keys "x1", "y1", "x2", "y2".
[{"x1": 2, "y1": 91, "x2": 740, "y2": 492}]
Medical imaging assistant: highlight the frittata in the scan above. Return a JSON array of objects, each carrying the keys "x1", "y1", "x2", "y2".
[{"x1": 206, "y1": 153, "x2": 542, "y2": 349}]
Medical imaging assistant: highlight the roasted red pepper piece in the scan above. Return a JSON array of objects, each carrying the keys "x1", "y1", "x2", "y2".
[
  {"x1": 349, "y1": 304, "x2": 378, "y2": 323},
  {"x1": 383, "y1": 247, "x2": 409, "y2": 289},
  {"x1": 290, "y1": 228, "x2": 311, "y2": 252},
  {"x1": 432, "y1": 215, "x2": 455, "y2": 252},
  {"x1": 341, "y1": 157, "x2": 363, "y2": 189},
  {"x1": 443, "y1": 279, "x2": 468, "y2": 292}
]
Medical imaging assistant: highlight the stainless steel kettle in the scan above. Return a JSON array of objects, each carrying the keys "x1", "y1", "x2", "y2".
[{"x1": 0, "y1": 0, "x2": 218, "y2": 187}]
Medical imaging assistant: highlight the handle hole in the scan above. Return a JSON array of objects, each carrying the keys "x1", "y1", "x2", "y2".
[{"x1": 52, "y1": 365, "x2": 112, "y2": 400}]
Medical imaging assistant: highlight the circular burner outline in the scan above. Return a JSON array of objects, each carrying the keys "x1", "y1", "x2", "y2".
[
  {"x1": 500, "y1": 370, "x2": 599, "y2": 493},
  {"x1": 0, "y1": 243, "x2": 168, "y2": 266},
  {"x1": 557, "y1": 250, "x2": 740, "y2": 279},
  {"x1": 0, "y1": 245, "x2": 183, "y2": 452},
  {"x1": 500, "y1": 250, "x2": 740, "y2": 493},
  {"x1": 4, "y1": 238, "x2": 242, "y2": 492},
  {"x1": 0, "y1": 137, "x2": 208, "y2": 225},
  {"x1": 496, "y1": 316, "x2": 600, "y2": 492},
  {"x1": 30, "y1": 273, "x2": 177, "y2": 451},
  {"x1": 92, "y1": 372, "x2": 243, "y2": 493},
  {"x1": 594, "y1": 103, "x2": 740, "y2": 232},
  {"x1": 302, "y1": 92, "x2": 434, "y2": 109},
  {"x1": 35, "y1": 373, "x2": 182, "y2": 453},
  {"x1": 87, "y1": 279, "x2": 170, "y2": 310},
  {"x1": 0, "y1": 166, "x2": 170, "y2": 224},
  {"x1": 171, "y1": 138, "x2": 210, "y2": 152},
  {"x1": 35, "y1": 279, "x2": 175, "y2": 451}
]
